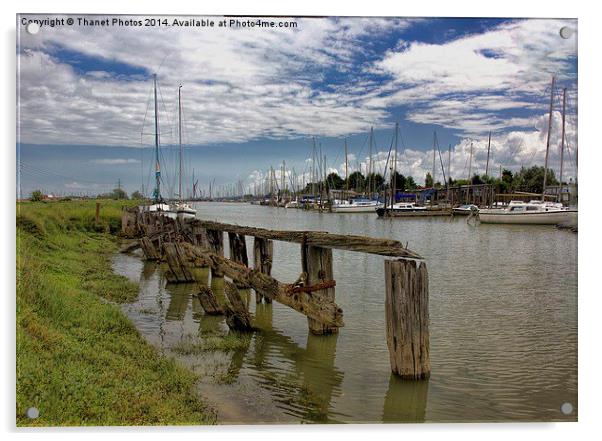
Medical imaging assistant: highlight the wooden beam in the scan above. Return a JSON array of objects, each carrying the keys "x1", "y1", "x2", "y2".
[
  {"x1": 180, "y1": 242, "x2": 344, "y2": 328},
  {"x1": 188, "y1": 219, "x2": 422, "y2": 259}
]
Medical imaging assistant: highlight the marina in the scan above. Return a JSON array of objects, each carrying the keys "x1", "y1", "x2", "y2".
[{"x1": 15, "y1": 14, "x2": 581, "y2": 428}]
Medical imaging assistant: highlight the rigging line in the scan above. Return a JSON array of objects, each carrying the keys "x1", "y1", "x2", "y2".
[
  {"x1": 140, "y1": 83, "x2": 154, "y2": 140},
  {"x1": 19, "y1": 162, "x2": 114, "y2": 186},
  {"x1": 353, "y1": 132, "x2": 370, "y2": 171},
  {"x1": 379, "y1": 133, "x2": 395, "y2": 181}
]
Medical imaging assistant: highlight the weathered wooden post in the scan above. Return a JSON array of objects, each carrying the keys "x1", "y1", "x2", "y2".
[
  {"x1": 95, "y1": 202, "x2": 101, "y2": 226},
  {"x1": 197, "y1": 286, "x2": 224, "y2": 315},
  {"x1": 302, "y1": 243, "x2": 337, "y2": 335},
  {"x1": 140, "y1": 237, "x2": 161, "y2": 261},
  {"x1": 223, "y1": 281, "x2": 254, "y2": 331},
  {"x1": 206, "y1": 229, "x2": 224, "y2": 277},
  {"x1": 163, "y1": 242, "x2": 195, "y2": 283},
  {"x1": 253, "y1": 237, "x2": 273, "y2": 303},
  {"x1": 384, "y1": 259, "x2": 430, "y2": 379},
  {"x1": 228, "y1": 233, "x2": 249, "y2": 288}
]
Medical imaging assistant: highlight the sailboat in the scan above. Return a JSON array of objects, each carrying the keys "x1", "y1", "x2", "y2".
[
  {"x1": 331, "y1": 129, "x2": 383, "y2": 213},
  {"x1": 169, "y1": 85, "x2": 197, "y2": 219},
  {"x1": 478, "y1": 78, "x2": 577, "y2": 225},
  {"x1": 146, "y1": 73, "x2": 171, "y2": 214}
]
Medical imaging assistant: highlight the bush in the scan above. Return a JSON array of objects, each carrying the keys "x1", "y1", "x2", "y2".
[{"x1": 30, "y1": 190, "x2": 43, "y2": 202}]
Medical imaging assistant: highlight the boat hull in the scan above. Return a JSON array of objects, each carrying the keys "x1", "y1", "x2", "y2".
[
  {"x1": 478, "y1": 210, "x2": 577, "y2": 225},
  {"x1": 331, "y1": 204, "x2": 382, "y2": 213}
]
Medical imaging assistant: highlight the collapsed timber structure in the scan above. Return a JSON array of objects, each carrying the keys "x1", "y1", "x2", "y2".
[{"x1": 121, "y1": 207, "x2": 431, "y2": 380}]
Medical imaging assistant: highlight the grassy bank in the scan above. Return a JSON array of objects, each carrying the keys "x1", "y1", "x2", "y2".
[{"x1": 16, "y1": 200, "x2": 215, "y2": 426}]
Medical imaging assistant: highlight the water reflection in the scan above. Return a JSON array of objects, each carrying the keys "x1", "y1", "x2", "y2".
[
  {"x1": 113, "y1": 201, "x2": 578, "y2": 423},
  {"x1": 382, "y1": 375, "x2": 428, "y2": 423}
]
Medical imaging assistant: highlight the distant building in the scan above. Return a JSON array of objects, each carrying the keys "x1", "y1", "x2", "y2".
[{"x1": 544, "y1": 183, "x2": 577, "y2": 205}]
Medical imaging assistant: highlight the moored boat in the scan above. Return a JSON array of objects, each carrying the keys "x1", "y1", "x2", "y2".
[
  {"x1": 452, "y1": 204, "x2": 478, "y2": 215},
  {"x1": 331, "y1": 198, "x2": 383, "y2": 213},
  {"x1": 478, "y1": 201, "x2": 577, "y2": 225}
]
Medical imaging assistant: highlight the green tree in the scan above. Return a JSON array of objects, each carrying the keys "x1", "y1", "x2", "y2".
[
  {"x1": 325, "y1": 172, "x2": 344, "y2": 190},
  {"x1": 347, "y1": 171, "x2": 365, "y2": 192},
  {"x1": 471, "y1": 174, "x2": 484, "y2": 185},
  {"x1": 30, "y1": 190, "x2": 43, "y2": 202},
  {"x1": 131, "y1": 190, "x2": 144, "y2": 200},
  {"x1": 405, "y1": 176, "x2": 418, "y2": 190},
  {"x1": 513, "y1": 166, "x2": 558, "y2": 194},
  {"x1": 365, "y1": 173, "x2": 385, "y2": 193},
  {"x1": 424, "y1": 172, "x2": 433, "y2": 188},
  {"x1": 112, "y1": 188, "x2": 128, "y2": 200}
]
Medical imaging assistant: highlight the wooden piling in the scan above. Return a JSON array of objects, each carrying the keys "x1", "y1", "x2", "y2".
[
  {"x1": 163, "y1": 242, "x2": 195, "y2": 283},
  {"x1": 196, "y1": 286, "x2": 224, "y2": 315},
  {"x1": 253, "y1": 237, "x2": 273, "y2": 303},
  {"x1": 139, "y1": 236, "x2": 161, "y2": 261},
  {"x1": 228, "y1": 233, "x2": 249, "y2": 288},
  {"x1": 384, "y1": 259, "x2": 430, "y2": 379},
  {"x1": 223, "y1": 281, "x2": 254, "y2": 331},
  {"x1": 206, "y1": 229, "x2": 224, "y2": 277},
  {"x1": 302, "y1": 244, "x2": 337, "y2": 335}
]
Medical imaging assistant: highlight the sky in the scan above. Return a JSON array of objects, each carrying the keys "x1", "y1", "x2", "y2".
[{"x1": 16, "y1": 15, "x2": 578, "y2": 197}]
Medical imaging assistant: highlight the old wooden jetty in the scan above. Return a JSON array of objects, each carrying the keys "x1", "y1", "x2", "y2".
[{"x1": 121, "y1": 207, "x2": 431, "y2": 380}]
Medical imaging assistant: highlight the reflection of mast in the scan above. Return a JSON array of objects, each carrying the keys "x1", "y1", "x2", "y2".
[{"x1": 542, "y1": 76, "x2": 556, "y2": 201}]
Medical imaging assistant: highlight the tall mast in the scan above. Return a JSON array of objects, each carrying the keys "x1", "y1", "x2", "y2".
[
  {"x1": 542, "y1": 76, "x2": 556, "y2": 201},
  {"x1": 369, "y1": 127, "x2": 374, "y2": 195},
  {"x1": 391, "y1": 122, "x2": 398, "y2": 208},
  {"x1": 447, "y1": 144, "x2": 451, "y2": 184},
  {"x1": 178, "y1": 85, "x2": 183, "y2": 202},
  {"x1": 153, "y1": 73, "x2": 161, "y2": 203},
  {"x1": 344, "y1": 138, "x2": 349, "y2": 194},
  {"x1": 468, "y1": 141, "x2": 473, "y2": 182},
  {"x1": 485, "y1": 131, "x2": 491, "y2": 178},
  {"x1": 432, "y1": 131, "x2": 436, "y2": 187},
  {"x1": 558, "y1": 87, "x2": 567, "y2": 204}
]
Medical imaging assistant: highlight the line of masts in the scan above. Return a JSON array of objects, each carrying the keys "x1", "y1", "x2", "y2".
[{"x1": 148, "y1": 75, "x2": 573, "y2": 204}]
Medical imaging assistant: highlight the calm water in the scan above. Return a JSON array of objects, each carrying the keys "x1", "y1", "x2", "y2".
[{"x1": 113, "y1": 202, "x2": 577, "y2": 424}]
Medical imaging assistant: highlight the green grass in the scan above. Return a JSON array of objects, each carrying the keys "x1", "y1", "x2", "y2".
[
  {"x1": 16, "y1": 199, "x2": 215, "y2": 426},
  {"x1": 172, "y1": 332, "x2": 253, "y2": 355}
]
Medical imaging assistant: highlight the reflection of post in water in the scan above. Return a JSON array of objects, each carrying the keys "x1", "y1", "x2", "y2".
[
  {"x1": 210, "y1": 276, "x2": 226, "y2": 308},
  {"x1": 247, "y1": 316, "x2": 343, "y2": 422},
  {"x1": 191, "y1": 268, "x2": 211, "y2": 321},
  {"x1": 165, "y1": 284, "x2": 192, "y2": 321},
  {"x1": 251, "y1": 303, "x2": 273, "y2": 369},
  {"x1": 382, "y1": 374, "x2": 428, "y2": 423},
  {"x1": 140, "y1": 260, "x2": 158, "y2": 282},
  {"x1": 296, "y1": 333, "x2": 341, "y2": 421}
]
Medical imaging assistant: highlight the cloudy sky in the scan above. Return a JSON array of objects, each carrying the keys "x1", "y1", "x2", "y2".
[{"x1": 17, "y1": 15, "x2": 577, "y2": 197}]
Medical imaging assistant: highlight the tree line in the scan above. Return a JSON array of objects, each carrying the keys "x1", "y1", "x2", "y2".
[{"x1": 301, "y1": 165, "x2": 562, "y2": 195}]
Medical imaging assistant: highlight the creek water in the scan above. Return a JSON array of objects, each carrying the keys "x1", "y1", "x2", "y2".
[{"x1": 113, "y1": 202, "x2": 577, "y2": 423}]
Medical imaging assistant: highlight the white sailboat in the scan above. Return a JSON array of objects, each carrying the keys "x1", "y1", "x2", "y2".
[
  {"x1": 478, "y1": 79, "x2": 577, "y2": 226},
  {"x1": 145, "y1": 74, "x2": 171, "y2": 215},
  {"x1": 170, "y1": 85, "x2": 197, "y2": 219},
  {"x1": 331, "y1": 198, "x2": 383, "y2": 213},
  {"x1": 479, "y1": 200, "x2": 577, "y2": 224}
]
